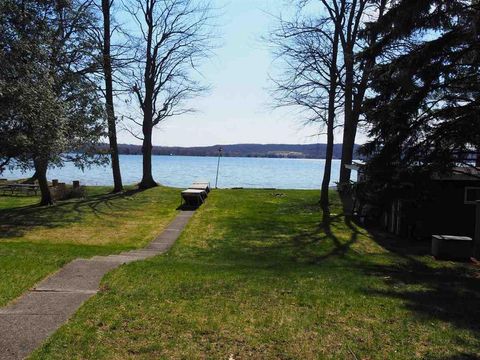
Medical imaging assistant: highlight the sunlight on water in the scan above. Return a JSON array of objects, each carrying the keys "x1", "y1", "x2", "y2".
[{"x1": 4, "y1": 155, "x2": 356, "y2": 189}]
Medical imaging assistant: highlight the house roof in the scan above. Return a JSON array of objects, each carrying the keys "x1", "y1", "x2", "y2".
[
  {"x1": 432, "y1": 167, "x2": 480, "y2": 181},
  {"x1": 346, "y1": 162, "x2": 480, "y2": 181},
  {"x1": 345, "y1": 161, "x2": 365, "y2": 172}
]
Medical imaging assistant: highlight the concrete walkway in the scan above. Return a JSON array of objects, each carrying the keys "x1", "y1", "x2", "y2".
[{"x1": 0, "y1": 210, "x2": 195, "y2": 360}]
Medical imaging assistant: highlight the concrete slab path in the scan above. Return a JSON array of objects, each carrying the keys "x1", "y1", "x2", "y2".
[{"x1": 0, "y1": 210, "x2": 195, "y2": 360}]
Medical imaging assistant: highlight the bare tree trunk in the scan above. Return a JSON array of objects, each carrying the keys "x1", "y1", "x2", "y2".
[
  {"x1": 139, "y1": 112, "x2": 157, "y2": 189},
  {"x1": 128, "y1": 0, "x2": 212, "y2": 189},
  {"x1": 339, "y1": 0, "x2": 388, "y2": 185},
  {"x1": 138, "y1": 1, "x2": 157, "y2": 190},
  {"x1": 339, "y1": 119, "x2": 358, "y2": 185},
  {"x1": 320, "y1": 117, "x2": 335, "y2": 213},
  {"x1": 34, "y1": 158, "x2": 53, "y2": 205},
  {"x1": 339, "y1": 45, "x2": 356, "y2": 185},
  {"x1": 320, "y1": 23, "x2": 341, "y2": 215},
  {"x1": 102, "y1": 0, "x2": 123, "y2": 193}
]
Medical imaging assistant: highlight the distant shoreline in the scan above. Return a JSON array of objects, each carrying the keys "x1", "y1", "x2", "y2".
[
  {"x1": 115, "y1": 153, "x2": 344, "y2": 160},
  {"x1": 100, "y1": 143, "x2": 362, "y2": 160}
]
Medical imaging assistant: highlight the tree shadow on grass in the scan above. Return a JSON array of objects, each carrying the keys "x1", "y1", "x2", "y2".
[
  {"x1": 196, "y1": 197, "x2": 361, "y2": 268},
  {"x1": 0, "y1": 188, "x2": 144, "y2": 239},
  {"x1": 178, "y1": 192, "x2": 480, "y2": 356},
  {"x1": 337, "y1": 202, "x2": 480, "y2": 357},
  {"x1": 433, "y1": 355, "x2": 480, "y2": 360},
  {"x1": 368, "y1": 226, "x2": 433, "y2": 257},
  {"x1": 337, "y1": 193, "x2": 480, "y2": 352},
  {"x1": 360, "y1": 254, "x2": 480, "y2": 355},
  {"x1": 283, "y1": 211, "x2": 361, "y2": 264},
  {"x1": 352, "y1": 230, "x2": 480, "y2": 354}
]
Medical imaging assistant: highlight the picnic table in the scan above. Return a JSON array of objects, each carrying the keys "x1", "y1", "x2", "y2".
[{"x1": 0, "y1": 183, "x2": 40, "y2": 196}]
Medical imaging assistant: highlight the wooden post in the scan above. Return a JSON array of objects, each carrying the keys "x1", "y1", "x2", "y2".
[
  {"x1": 474, "y1": 201, "x2": 480, "y2": 259},
  {"x1": 52, "y1": 179, "x2": 59, "y2": 187},
  {"x1": 73, "y1": 180, "x2": 80, "y2": 189}
]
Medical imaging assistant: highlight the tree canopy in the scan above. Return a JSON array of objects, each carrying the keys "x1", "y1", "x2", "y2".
[
  {"x1": 362, "y1": 0, "x2": 480, "y2": 186},
  {"x1": 0, "y1": 0, "x2": 106, "y2": 204}
]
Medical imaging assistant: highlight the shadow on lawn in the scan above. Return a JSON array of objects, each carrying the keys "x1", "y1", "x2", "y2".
[
  {"x1": 362, "y1": 254, "x2": 480, "y2": 328},
  {"x1": 430, "y1": 355, "x2": 480, "y2": 360},
  {"x1": 201, "y1": 190, "x2": 479, "y2": 349},
  {"x1": 200, "y1": 195, "x2": 361, "y2": 266},
  {"x1": 0, "y1": 189, "x2": 143, "y2": 238},
  {"x1": 185, "y1": 191, "x2": 480, "y2": 355},
  {"x1": 285, "y1": 211, "x2": 361, "y2": 264},
  {"x1": 349, "y1": 219, "x2": 480, "y2": 353}
]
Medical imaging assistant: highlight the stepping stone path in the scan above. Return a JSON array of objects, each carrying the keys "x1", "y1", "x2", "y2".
[{"x1": 0, "y1": 210, "x2": 195, "y2": 360}]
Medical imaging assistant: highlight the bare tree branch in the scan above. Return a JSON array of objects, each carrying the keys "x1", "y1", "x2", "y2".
[{"x1": 122, "y1": 0, "x2": 217, "y2": 188}]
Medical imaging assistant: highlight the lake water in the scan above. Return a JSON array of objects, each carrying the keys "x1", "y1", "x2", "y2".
[{"x1": 3, "y1": 155, "x2": 355, "y2": 189}]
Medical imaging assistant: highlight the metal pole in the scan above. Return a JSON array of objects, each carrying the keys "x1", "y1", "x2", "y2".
[{"x1": 215, "y1": 147, "x2": 222, "y2": 189}]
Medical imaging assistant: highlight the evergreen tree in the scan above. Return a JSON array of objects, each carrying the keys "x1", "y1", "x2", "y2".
[{"x1": 362, "y1": 0, "x2": 480, "y2": 189}]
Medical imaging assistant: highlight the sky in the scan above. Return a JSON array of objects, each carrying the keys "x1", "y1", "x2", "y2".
[{"x1": 117, "y1": 0, "x2": 368, "y2": 147}]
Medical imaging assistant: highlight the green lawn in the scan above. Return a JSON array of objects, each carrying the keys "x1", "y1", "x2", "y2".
[
  {"x1": 0, "y1": 186, "x2": 180, "y2": 306},
  {"x1": 20, "y1": 189, "x2": 480, "y2": 359}
]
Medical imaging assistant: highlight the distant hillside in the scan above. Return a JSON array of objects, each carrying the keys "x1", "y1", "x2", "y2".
[{"x1": 100, "y1": 143, "x2": 362, "y2": 159}]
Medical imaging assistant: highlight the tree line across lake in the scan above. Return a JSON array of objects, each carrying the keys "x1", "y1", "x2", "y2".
[{"x1": 101, "y1": 143, "x2": 361, "y2": 159}]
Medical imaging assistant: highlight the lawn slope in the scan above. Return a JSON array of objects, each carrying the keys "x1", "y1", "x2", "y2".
[
  {"x1": 0, "y1": 186, "x2": 179, "y2": 306},
  {"x1": 31, "y1": 189, "x2": 480, "y2": 359}
]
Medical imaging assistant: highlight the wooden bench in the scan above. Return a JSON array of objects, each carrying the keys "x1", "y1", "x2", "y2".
[
  {"x1": 181, "y1": 189, "x2": 207, "y2": 207},
  {"x1": 0, "y1": 184, "x2": 40, "y2": 196}
]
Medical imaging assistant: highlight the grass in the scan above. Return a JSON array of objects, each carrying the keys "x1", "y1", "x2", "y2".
[
  {"x1": 0, "y1": 186, "x2": 180, "y2": 306},
  {"x1": 21, "y1": 189, "x2": 480, "y2": 359}
]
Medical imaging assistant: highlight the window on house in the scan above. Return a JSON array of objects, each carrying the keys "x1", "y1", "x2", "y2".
[{"x1": 464, "y1": 187, "x2": 480, "y2": 204}]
